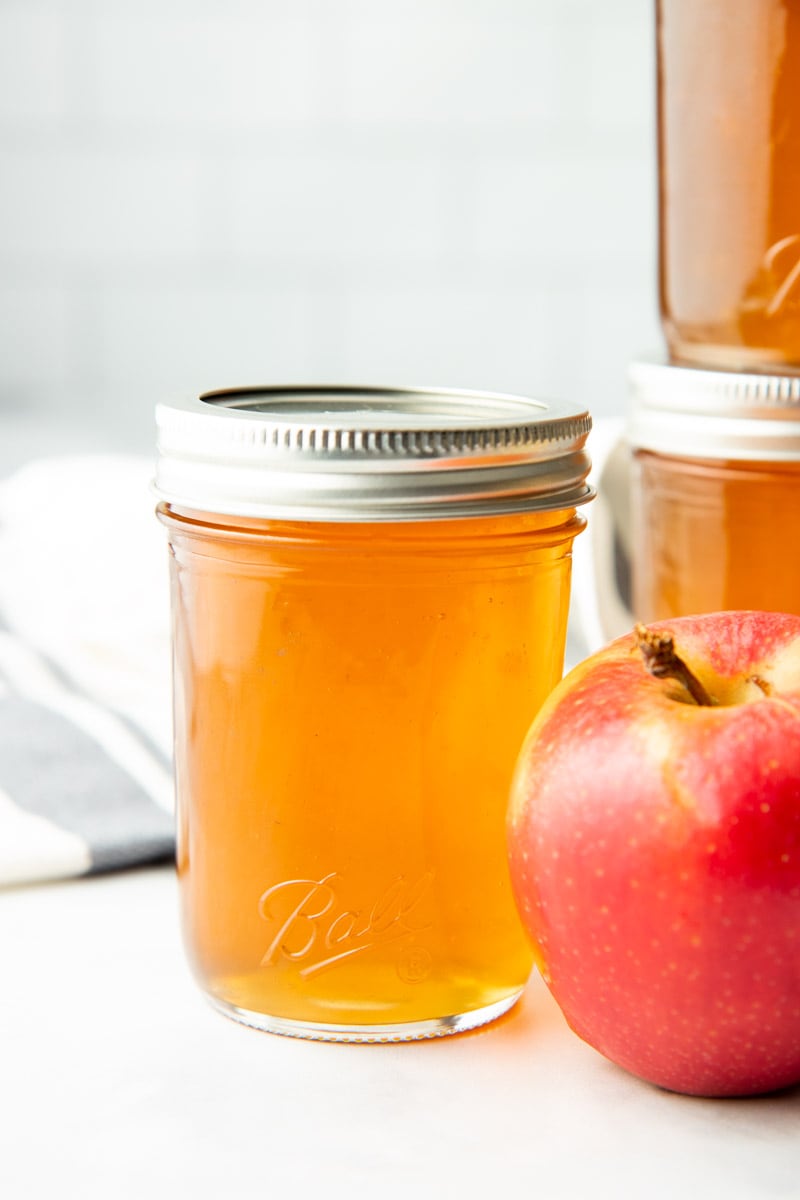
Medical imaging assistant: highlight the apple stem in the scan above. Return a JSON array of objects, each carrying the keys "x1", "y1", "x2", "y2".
[
  {"x1": 635, "y1": 624, "x2": 715, "y2": 707},
  {"x1": 749, "y1": 674, "x2": 773, "y2": 697}
]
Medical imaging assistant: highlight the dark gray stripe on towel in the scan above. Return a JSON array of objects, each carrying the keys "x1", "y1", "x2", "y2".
[{"x1": 0, "y1": 694, "x2": 174, "y2": 872}]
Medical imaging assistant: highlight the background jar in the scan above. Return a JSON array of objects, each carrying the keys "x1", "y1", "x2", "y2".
[
  {"x1": 629, "y1": 361, "x2": 800, "y2": 622},
  {"x1": 658, "y1": 0, "x2": 800, "y2": 369},
  {"x1": 155, "y1": 386, "x2": 593, "y2": 1042}
]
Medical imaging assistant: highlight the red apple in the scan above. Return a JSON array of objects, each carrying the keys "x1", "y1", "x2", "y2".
[{"x1": 507, "y1": 611, "x2": 800, "y2": 1097}]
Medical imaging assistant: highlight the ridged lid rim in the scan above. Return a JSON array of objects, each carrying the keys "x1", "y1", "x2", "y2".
[
  {"x1": 628, "y1": 359, "x2": 800, "y2": 461},
  {"x1": 155, "y1": 384, "x2": 594, "y2": 521}
]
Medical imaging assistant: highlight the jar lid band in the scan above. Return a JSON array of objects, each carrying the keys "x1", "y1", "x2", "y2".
[
  {"x1": 628, "y1": 360, "x2": 800, "y2": 461},
  {"x1": 155, "y1": 385, "x2": 593, "y2": 521}
]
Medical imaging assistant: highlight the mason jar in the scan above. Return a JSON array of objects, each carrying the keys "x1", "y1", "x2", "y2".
[
  {"x1": 658, "y1": 0, "x2": 800, "y2": 369},
  {"x1": 155, "y1": 385, "x2": 593, "y2": 1042}
]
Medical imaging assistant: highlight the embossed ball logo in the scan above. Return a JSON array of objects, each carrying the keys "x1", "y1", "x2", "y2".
[{"x1": 257, "y1": 871, "x2": 433, "y2": 978}]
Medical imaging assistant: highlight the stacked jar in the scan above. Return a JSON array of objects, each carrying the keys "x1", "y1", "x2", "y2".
[{"x1": 629, "y1": 0, "x2": 800, "y2": 623}]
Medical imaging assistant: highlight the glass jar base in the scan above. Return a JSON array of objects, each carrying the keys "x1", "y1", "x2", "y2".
[
  {"x1": 666, "y1": 337, "x2": 800, "y2": 374},
  {"x1": 206, "y1": 988, "x2": 524, "y2": 1043}
]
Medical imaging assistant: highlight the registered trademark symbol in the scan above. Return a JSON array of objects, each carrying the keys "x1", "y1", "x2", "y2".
[{"x1": 397, "y1": 945, "x2": 432, "y2": 984}]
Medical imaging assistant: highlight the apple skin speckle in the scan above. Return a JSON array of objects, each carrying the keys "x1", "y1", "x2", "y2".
[{"x1": 507, "y1": 611, "x2": 800, "y2": 1098}]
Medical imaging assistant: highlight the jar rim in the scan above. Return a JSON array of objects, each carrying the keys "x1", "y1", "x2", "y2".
[{"x1": 155, "y1": 384, "x2": 594, "y2": 521}]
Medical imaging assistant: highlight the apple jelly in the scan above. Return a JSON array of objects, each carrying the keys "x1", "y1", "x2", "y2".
[
  {"x1": 155, "y1": 386, "x2": 593, "y2": 1042},
  {"x1": 629, "y1": 361, "x2": 800, "y2": 622},
  {"x1": 658, "y1": 0, "x2": 800, "y2": 369}
]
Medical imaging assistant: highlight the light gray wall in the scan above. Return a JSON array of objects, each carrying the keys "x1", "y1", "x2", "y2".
[{"x1": 0, "y1": 0, "x2": 659, "y2": 454}]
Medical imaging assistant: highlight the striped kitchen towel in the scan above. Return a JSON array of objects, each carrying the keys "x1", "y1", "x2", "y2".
[{"x1": 0, "y1": 455, "x2": 174, "y2": 887}]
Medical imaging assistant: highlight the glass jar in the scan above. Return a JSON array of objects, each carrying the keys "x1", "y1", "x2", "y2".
[
  {"x1": 658, "y1": 0, "x2": 800, "y2": 368},
  {"x1": 155, "y1": 385, "x2": 593, "y2": 1042},
  {"x1": 629, "y1": 361, "x2": 800, "y2": 621}
]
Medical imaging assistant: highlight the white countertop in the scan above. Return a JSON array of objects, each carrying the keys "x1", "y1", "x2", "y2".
[{"x1": 2, "y1": 866, "x2": 798, "y2": 1199}]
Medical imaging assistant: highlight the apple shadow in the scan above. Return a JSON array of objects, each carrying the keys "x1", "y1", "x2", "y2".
[
  {"x1": 692, "y1": 1079, "x2": 800, "y2": 1105},
  {"x1": 602, "y1": 1056, "x2": 800, "y2": 1107}
]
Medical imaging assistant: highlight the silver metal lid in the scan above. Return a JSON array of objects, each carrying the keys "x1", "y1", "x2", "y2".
[
  {"x1": 155, "y1": 385, "x2": 593, "y2": 521},
  {"x1": 628, "y1": 360, "x2": 800, "y2": 461}
]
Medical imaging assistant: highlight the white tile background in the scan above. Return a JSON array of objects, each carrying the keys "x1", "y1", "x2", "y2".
[{"x1": 0, "y1": 0, "x2": 660, "y2": 452}]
